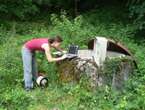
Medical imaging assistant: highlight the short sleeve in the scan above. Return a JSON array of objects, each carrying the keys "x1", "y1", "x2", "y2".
[{"x1": 41, "y1": 43, "x2": 49, "y2": 49}]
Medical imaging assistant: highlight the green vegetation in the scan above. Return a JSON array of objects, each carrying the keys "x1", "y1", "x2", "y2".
[{"x1": 0, "y1": 1, "x2": 145, "y2": 110}]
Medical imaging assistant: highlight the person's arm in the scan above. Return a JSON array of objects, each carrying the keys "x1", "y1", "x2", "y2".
[
  {"x1": 55, "y1": 46, "x2": 63, "y2": 52},
  {"x1": 54, "y1": 46, "x2": 67, "y2": 54},
  {"x1": 42, "y1": 44, "x2": 66, "y2": 62}
]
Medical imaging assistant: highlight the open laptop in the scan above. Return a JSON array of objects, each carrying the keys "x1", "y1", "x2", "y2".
[
  {"x1": 52, "y1": 45, "x2": 79, "y2": 59},
  {"x1": 66, "y1": 45, "x2": 79, "y2": 59}
]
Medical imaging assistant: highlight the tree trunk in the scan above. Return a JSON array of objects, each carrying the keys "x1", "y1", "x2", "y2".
[{"x1": 74, "y1": 0, "x2": 79, "y2": 17}]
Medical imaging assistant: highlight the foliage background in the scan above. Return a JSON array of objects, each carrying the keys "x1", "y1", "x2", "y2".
[{"x1": 0, "y1": 0, "x2": 145, "y2": 110}]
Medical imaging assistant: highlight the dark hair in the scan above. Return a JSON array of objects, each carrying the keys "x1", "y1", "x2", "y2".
[{"x1": 49, "y1": 36, "x2": 63, "y2": 44}]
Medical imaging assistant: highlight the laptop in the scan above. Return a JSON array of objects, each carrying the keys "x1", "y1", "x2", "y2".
[
  {"x1": 66, "y1": 45, "x2": 79, "y2": 59},
  {"x1": 52, "y1": 45, "x2": 79, "y2": 59}
]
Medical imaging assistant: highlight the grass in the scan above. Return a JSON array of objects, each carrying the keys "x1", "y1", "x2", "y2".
[{"x1": 0, "y1": 5, "x2": 145, "y2": 110}]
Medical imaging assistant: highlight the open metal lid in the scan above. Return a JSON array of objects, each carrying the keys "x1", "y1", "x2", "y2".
[
  {"x1": 88, "y1": 38, "x2": 132, "y2": 56},
  {"x1": 87, "y1": 37, "x2": 138, "y2": 68}
]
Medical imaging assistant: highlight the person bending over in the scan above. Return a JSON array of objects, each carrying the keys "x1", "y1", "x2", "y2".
[{"x1": 21, "y1": 36, "x2": 66, "y2": 91}]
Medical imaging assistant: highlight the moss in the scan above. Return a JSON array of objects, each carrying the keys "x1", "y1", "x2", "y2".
[
  {"x1": 57, "y1": 59, "x2": 80, "y2": 83},
  {"x1": 103, "y1": 57, "x2": 135, "y2": 76},
  {"x1": 101, "y1": 57, "x2": 135, "y2": 87},
  {"x1": 57, "y1": 56, "x2": 135, "y2": 89}
]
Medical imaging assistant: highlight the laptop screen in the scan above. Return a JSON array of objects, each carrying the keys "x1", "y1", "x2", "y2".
[{"x1": 68, "y1": 45, "x2": 79, "y2": 54}]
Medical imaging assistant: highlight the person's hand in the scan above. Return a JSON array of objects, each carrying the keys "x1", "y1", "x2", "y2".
[
  {"x1": 61, "y1": 54, "x2": 67, "y2": 60},
  {"x1": 52, "y1": 51, "x2": 62, "y2": 56},
  {"x1": 62, "y1": 50, "x2": 67, "y2": 54}
]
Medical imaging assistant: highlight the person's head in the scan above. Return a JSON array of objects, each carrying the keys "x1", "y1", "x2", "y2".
[{"x1": 49, "y1": 36, "x2": 63, "y2": 48}]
